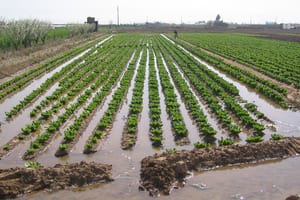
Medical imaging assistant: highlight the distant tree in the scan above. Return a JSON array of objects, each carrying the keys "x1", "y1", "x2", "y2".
[
  {"x1": 0, "y1": 17, "x2": 5, "y2": 26},
  {"x1": 4, "y1": 19, "x2": 52, "y2": 49}
]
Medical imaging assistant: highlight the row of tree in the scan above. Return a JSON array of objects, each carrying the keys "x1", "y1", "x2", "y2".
[{"x1": 0, "y1": 19, "x2": 95, "y2": 50}]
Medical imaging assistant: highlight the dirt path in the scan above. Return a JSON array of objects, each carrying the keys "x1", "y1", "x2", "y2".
[
  {"x1": 178, "y1": 39, "x2": 300, "y2": 108},
  {"x1": 0, "y1": 32, "x2": 106, "y2": 84},
  {"x1": 0, "y1": 161, "x2": 113, "y2": 199},
  {"x1": 139, "y1": 137, "x2": 300, "y2": 196}
]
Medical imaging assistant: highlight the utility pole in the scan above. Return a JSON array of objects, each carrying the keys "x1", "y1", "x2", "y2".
[{"x1": 117, "y1": 6, "x2": 120, "y2": 26}]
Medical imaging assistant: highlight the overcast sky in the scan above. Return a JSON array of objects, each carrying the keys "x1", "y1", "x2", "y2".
[{"x1": 1, "y1": 0, "x2": 299, "y2": 24}]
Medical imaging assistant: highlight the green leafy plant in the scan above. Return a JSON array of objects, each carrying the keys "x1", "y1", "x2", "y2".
[
  {"x1": 194, "y1": 142, "x2": 211, "y2": 149},
  {"x1": 271, "y1": 134, "x2": 284, "y2": 140},
  {"x1": 25, "y1": 161, "x2": 42, "y2": 169},
  {"x1": 166, "y1": 148, "x2": 177, "y2": 153},
  {"x1": 246, "y1": 135, "x2": 263, "y2": 143},
  {"x1": 219, "y1": 138, "x2": 234, "y2": 146}
]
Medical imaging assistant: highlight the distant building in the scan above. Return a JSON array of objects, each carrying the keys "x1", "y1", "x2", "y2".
[
  {"x1": 281, "y1": 23, "x2": 300, "y2": 30},
  {"x1": 195, "y1": 21, "x2": 206, "y2": 25},
  {"x1": 282, "y1": 24, "x2": 294, "y2": 30},
  {"x1": 86, "y1": 17, "x2": 98, "y2": 32},
  {"x1": 265, "y1": 21, "x2": 277, "y2": 25}
]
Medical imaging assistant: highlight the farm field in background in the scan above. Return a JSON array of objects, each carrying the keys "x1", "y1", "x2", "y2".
[
  {"x1": 0, "y1": 33, "x2": 299, "y2": 199},
  {"x1": 178, "y1": 33, "x2": 300, "y2": 88}
]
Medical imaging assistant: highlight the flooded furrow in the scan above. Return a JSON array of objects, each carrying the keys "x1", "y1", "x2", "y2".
[
  {"x1": 134, "y1": 48, "x2": 152, "y2": 151},
  {"x1": 0, "y1": 51, "x2": 88, "y2": 120},
  {"x1": 153, "y1": 51, "x2": 176, "y2": 149},
  {"x1": 0, "y1": 36, "x2": 113, "y2": 123},
  {"x1": 71, "y1": 51, "x2": 138, "y2": 153},
  {"x1": 171, "y1": 62, "x2": 228, "y2": 142},
  {"x1": 0, "y1": 82, "x2": 59, "y2": 146},
  {"x1": 34, "y1": 50, "x2": 112, "y2": 118},
  {"x1": 160, "y1": 53, "x2": 199, "y2": 148},
  {"x1": 95, "y1": 50, "x2": 143, "y2": 152},
  {"x1": 36, "y1": 51, "x2": 140, "y2": 161},
  {"x1": 161, "y1": 34, "x2": 300, "y2": 138}
]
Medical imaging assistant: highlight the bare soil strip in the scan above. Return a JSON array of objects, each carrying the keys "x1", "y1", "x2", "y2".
[
  {"x1": 139, "y1": 137, "x2": 300, "y2": 196},
  {"x1": 0, "y1": 161, "x2": 113, "y2": 199},
  {"x1": 178, "y1": 38, "x2": 300, "y2": 109}
]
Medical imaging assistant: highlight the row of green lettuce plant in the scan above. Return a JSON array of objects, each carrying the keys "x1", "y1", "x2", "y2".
[
  {"x1": 34, "y1": 49, "x2": 115, "y2": 121},
  {"x1": 154, "y1": 47, "x2": 190, "y2": 145},
  {"x1": 160, "y1": 36, "x2": 239, "y2": 97},
  {"x1": 29, "y1": 44, "x2": 114, "y2": 118},
  {"x1": 0, "y1": 35, "x2": 110, "y2": 100},
  {"x1": 178, "y1": 33, "x2": 300, "y2": 88},
  {"x1": 4, "y1": 42, "x2": 104, "y2": 119},
  {"x1": 23, "y1": 46, "x2": 136, "y2": 160},
  {"x1": 54, "y1": 48, "x2": 138, "y2": 157},
  {"x1": 169, "y1": 35, "x2": 288, "y2": 108},
  {"x1": 121, "y1": 48, "x2": 147, "y2": 150},
  {"x1": 148, "y1": 49, "x2": 164, "y2": 146},
  {"x1": 6, "y1": 36, "x2": 131, "y2": 118},
  {"x1": 157, "y1": 36, "x2": 241, "y2": 135},
  {"x1": 157, "y1": 41, "x2": 217, "y2": 137},
  {"x1": 168, "y1": 42, "x2": 265, "y2": 119},
  {"x1": 0, "y1": 37, "x2": 133, "y2": 159},
  {"x1": 29, "y1": 36, "x2": 130, "y2": 118},
  {"x1": 160, "y1": 36, "x2": 265, "y2": 133},
  {"x1": 83, "y1": 48, "x2": 144, "y2": 154}
]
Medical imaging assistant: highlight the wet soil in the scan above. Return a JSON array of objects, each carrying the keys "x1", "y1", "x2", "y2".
[
  {"x1": 0, "y1": 161, "x2": 113, "y2": 199},
  {"x1": 286, "y1": 195, "x2": 300, "y2": 200},
  {"x1": 140, "y1": 137, "x2": 300, "y2": 196}
]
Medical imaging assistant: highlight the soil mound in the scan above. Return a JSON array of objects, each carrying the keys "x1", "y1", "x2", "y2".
[
  {"x1": 140, "y1": 137, "x2": 300, "y2": 196},
  {"x1": 0, "y1": 161, "x2": 113, "y2": 199}
]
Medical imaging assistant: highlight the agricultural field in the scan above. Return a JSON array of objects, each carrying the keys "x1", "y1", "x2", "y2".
[
  {"x1": 0, "y1": 33, "x2": 299, "y2": 199},
  {"x1": 178, "y1": 33, "x2": 300, "y2": 88}
]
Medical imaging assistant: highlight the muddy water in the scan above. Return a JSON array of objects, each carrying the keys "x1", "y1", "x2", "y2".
[
  {"x1": 72, "y1": 51, "x2": 138, "y2": 153},
  {"x1": 0, "y1": 82, "x2": 59, "y2": 146},
  {"x1": 0, "y1": 35, "x2": 299, "y2": 200},
  {"x1": 0, "y1": 50, "x2": 88, "y2": 121},
  {"x1": 135, "y1": 48, "x2": 152, "y2": 150},
  {"x1": 153, "y1": 51, "x2": 175, "y2": 149},
  {"x1": 160, "y1": 53, "x2": 199, "y2": 146}
]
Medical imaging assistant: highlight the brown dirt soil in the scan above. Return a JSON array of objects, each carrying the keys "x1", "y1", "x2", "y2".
[
  {"x1": 257, "y1": 34, "x2": 300, "y2": 42},
  {"x1": 139, "y1": 137, "x2": 300, "y2": 196},
  {"x1": 0, "y1": 161, "x2": 113, "y2": 199},
  {"x1": 286, "y1": 195, "x2": 300, "y2": 200},
  {"x1": 0, "y1": 32, "x2": 105, "y2": 83},
  {"x1": 121, "y1": 132, "x2": 137, "y2": 150},
  {"x1": 179, "y1": 39, "x2": 300, "y2": 109}
]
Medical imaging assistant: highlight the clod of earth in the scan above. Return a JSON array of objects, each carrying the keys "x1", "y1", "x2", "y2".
[
  {"x1": 139, "y1": 137, "x2": 300, "y2": 196},
  {"x1": 286, "y1": 195, "x2": 300, "y2": 200},
  {"x1": 0, "y1": 161, "x2": 113, "y2": 199}
]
